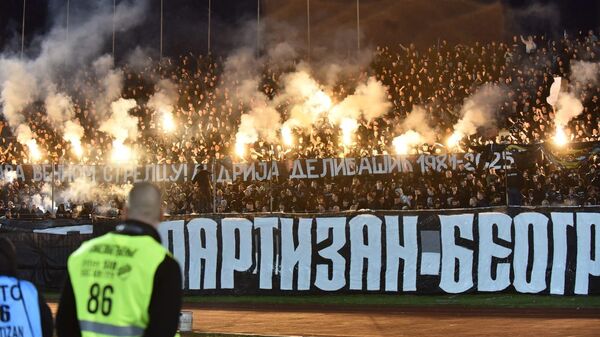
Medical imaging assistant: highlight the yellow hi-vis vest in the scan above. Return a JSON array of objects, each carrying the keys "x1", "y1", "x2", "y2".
[{"x1": 68, "y1": 232, "x2": 168, "y2": 337}]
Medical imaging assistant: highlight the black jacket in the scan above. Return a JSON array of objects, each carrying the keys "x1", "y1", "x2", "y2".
[{"x1": 55, "y1": 220, "x2": 183, "y2": 337}]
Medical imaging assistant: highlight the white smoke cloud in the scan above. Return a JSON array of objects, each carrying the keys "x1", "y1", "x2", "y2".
[
  {"x1": 58, "y1": 177, "x2": 97, "y2": 204},
  {"x1": 452, "y1": 84, "x2": 507, "y2": 139},
  {"x1": 392, "y1": 130, "x2": 423, "y2": 155},
  {"x1": 0, "y1": 170, "x2": 18, "y2": 186},
  {"x1": 148, "y1": 79, "x2": 179, "y2": 132},
  {"x1": 328, "y1": 77, "x2": 391, "y2": 125},
  {"x1": 90, "y1": 55, "x2": 125, "y2": 118},
  {"x1": 279, "y1": 70, "x2": 332, "y2": 129},
  {"x1": 222, "y1": 21, "x2": 381, "y2": 154},
  {"x1": 570, "y1": 61, "x2": 600, "y2": 89},
  {"x1": 554, "y1": 92, "x2": 584, "y2": 129},
  {"x1": 25, "y1": 183, "x2": 53, "y2": 212},
  {"x1": 148, "y1": 79, "x2": 179, "y2": 111},
  {"x1": 0, "y1": 0, "x2": 149, "y2": 151},
  {"x1": 45, "y1": 92, "x2": 75, "y2": 128},
  {"x1": 100, "y1": 98, "x2": 138, "y2": 143},
  {"x1": 125, "y1": 46, "x2": 154, "y2": 72},
  {"x1": 400, "y1": 106, "x2": 436, "y2": 143},
  {"x1": 0, "y1": 60, "x2": 39, "y2": 143},
  {"x1": 64, "y1": 120, "x2": 85, "y2": 156},
  {"x1": 235, "y1": 104, "x2": 282, "y2": 154},
  {"x1": 57, "y1": 178, "x2": 132, "y2": 211}
]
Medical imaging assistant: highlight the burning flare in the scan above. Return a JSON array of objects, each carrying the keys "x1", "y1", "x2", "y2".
[
  {"x1": 281, "y1": 124, "x2": 294, "y2": 147},
  {"x1": 340, "y1": 118, "x2": 359, "y2": 147},
  {"x1": 63, "y1": 120, "x2": 85, "y2": 158},
  {"x1": 110, "y1": 140, "x2": 133, "y2": 163},
  {"x1": 161, "y1": 110, "x2": 176, "y2": 133},
  {"x1": 392, "y1": 131, "x2": 422, "y2": 155},
  {"x1": 446, "y1": 132, "x2": 463, "y2": 149},
  {"x1": 307, "y1": 90, "x2": 333, "y2": 115},
  {"x1": 553, "y1": 127, "x2": 568, "y2": 146},
  {"x1": 69, "y1": 140, "x2": 84, "y2": 158},
  {"x1": 27, "y1": 139, "x2": 42, "y2": 162},
  {"x1": 235, "y1": 140, "x2": 246, "y2": 158}
]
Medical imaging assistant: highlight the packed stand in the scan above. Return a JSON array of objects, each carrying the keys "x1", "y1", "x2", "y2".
[{"x1": 1, "y1": 30, "x2": 600, "y2": 217}]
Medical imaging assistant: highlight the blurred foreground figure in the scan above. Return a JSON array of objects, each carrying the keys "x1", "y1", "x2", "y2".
[
  {"x1": 56, "y1": 182, "x2": 182, "y2": 337},
  {"x1": 0, "y1": 237, "x2": 53, "y2": 337}
]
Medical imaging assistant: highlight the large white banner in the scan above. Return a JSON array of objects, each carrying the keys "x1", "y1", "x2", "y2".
[{"x1": 158, "y1": 207, "x2": 600, "y2": 295}]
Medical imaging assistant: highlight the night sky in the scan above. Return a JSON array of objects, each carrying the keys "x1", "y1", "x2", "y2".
[{"x1": 0, "y1": 0, "x2": 598, "y2": 58}]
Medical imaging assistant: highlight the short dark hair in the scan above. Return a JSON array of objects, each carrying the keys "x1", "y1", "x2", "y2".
[{"x1": 0, "y1": 237, "x2": 17, "y2": 276}]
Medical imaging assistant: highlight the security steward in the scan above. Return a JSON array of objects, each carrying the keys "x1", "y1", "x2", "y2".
[
  {"x1": 56, "y1": 182, "x2": 182, "y2": 337},
  {"x1": 0, "y1": 237, "x2": 53, "y2": 337}
]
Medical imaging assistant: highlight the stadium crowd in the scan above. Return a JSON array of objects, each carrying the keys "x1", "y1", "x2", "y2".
[{"x1": 1, "y1": 29, "x2": 600, "y2": 218}]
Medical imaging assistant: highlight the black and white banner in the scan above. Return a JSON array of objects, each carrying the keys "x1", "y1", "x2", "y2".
[
  {"x1": 158, "y1": 207, "x2": 600, "y2": 295},
  {"x1": 0, "y1": 152, "x2": 514, "y2": 184}
]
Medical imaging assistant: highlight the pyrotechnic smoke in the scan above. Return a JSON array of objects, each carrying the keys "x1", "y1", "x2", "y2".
[
  {"x1": 392, "y1": 130, "x2": 422, "y2": 155},
  {"x1": 391, "y1": 106, "x2": 436, "y2": 155},
  {"x1": 59, "y1": 178, "x2": 95, "y2": 204},
  {"x1": 553, "y1": 92, "x2": 583, "y2": 145},
  {"x1": 64, "y1": 120, "x2": 85, "y2": 157},
  {"x1": 546, "y1": 62, "x2": 594, "y2": 145},
  {"x1": 100, "y1": 98, "x2": 138, "y2": 143},
  {"x1": 45, "y1": 92, "x2": 85, "y2": 157},
  {"x1": 235, "y1": 105, "x2": 281, "y2": 157},
  {"x1": 21, "y1": 183, "x2": 53, "y2": 212},
  {"x1": 100, "y1": 98, "x2": 138, "y2": 162},
  {"x1": 15, "y1": 125, "x2": 42, "y2": 161},
  {"x1": 554, "y1": 93, "x2": 583, "y2": 129},
  {"x1": 222, "y1": 48, "x2": 262, "y2": 84},
  {"x1": 570, "y1": 61, "x2": 600, "y2": 88},
  {"x1": 0, "y1": 171, "x2": 18, "y2": 186},
  {"x1": 449, "y1": 84, "x2": 507, "y2": 145},
  {"x1": 328, "y1": 77, "x2": 391, "y2": 125},
  {"x1": 125, "y1": 46, "x2": 154, "y2": 72},
  {"x1": 400, "y1": 106, "x2": 435, "y2": 143},
  {"x1": 90, "y1": 55, "x2": 125, "y2": 117},
  {"x1": 223, "y1": 47, "x2": 285, "y2": 156},
  {"x1": 29, "y1": 183, "x2": 54, "y2": 212},
  {"x1": 58, "y1": 177, "x2": 133, "y2": 208},
  {"x1": 280, "y1": 70, "x2": 332, "y2": 130},
  {"x1": 223, "y1": 21, "x2": 382, "y2": 155},
  {"x1": 340, "y1": 118, "x2": 359, "y2": 147},
  {"x1": 45, "y1": 92, "x2": 74, "y2": 127},
  {"x1": 0, "y1": 0, "x2": 149, "y2": 159},
  {"x1": 234, "y1": 76, "x2": 282, "y2": 153},
  {"x1": 148, "y1": 79, "x2": 179, "y2": 133},
  {"x1": 0, "y1": 60, "x2": 39, "y2": 148}
]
